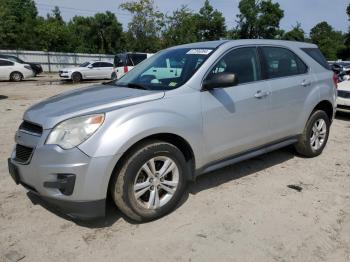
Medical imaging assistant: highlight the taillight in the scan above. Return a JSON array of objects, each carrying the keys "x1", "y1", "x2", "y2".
[
  {"x1": 332, "y1": 73, "x2": 338, "y2": 89},
  {"x1": 123, "y1": 66, "x2": 128, "y2": 73}
]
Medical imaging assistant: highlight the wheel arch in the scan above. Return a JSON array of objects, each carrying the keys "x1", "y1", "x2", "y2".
[
  {"x1": 10, "y1": 71, "x2": 23, "y2": 80},
  {"x1": 312, "y1": 100, "x2": 334, "y2": 122},
  {"x1": 107, "y1": 132, "x2": 196, "y2": 198}
]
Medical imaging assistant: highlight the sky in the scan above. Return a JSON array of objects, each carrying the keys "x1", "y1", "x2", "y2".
[{"x1": 34, "y1": 0, "x2": 349, "y2": 34}]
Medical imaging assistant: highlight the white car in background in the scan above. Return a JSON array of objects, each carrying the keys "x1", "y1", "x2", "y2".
[
  {"x1": 114, "y1": 52, "x2": 153, "y2": 79},
  {"x1": 59, "y1": 61, "x2": 114, "y2": 82},
  {"x1": 337, "y1": 80, "x2": 350, "y2": 113},
  {"x1": 0, "y1": 58, "x2": 34, "y2": 81}
]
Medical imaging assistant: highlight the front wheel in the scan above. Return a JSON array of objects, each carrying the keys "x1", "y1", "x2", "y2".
[
  {"x1": 294, "y1": 110, "x2": 330, "y2": 157},
  {"x1": 110, "y1": 140, "x2": 188, "y2": 222},
  {"x1": 71, "y1": 72, "x2": 82, "y2": 83}
]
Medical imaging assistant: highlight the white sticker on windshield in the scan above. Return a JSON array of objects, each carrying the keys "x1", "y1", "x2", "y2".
[{"x1": 186, "y1": 49, "x2": 213, "y2": 55}]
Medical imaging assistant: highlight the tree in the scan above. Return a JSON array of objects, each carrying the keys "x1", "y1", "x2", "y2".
[
  {"x1": 68, "y1": 12, "x2": 124, "y2": 53},
  {"x1": 283, "y1": 22, "x2": 305, "y2": 42},
  {"x1": 120, "y1": 0, "x2": 164, "y2": 52},
  {"x1": 195, "y1": 0, "x2": 226, "y2": 41},
  {"x1": 35, "y1": 7, "x2": 73, "y2": 52},
  {"x1": 0, "y1": 0, "x2": 39, "y2": 50},
  {"x1": 236, "y1": 0, "x2": 284, "y2": 39},
  {"x1": 162, "y1": 6, "x2": 199, "y2": 47},
  {"x1": 310, "y1": 21, "x2": 344, "y2": 60}
]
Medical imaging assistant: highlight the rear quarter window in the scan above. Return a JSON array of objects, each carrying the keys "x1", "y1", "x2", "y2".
[{"x1": 301, "y1": 48, "x2": 330, "y2": 70}]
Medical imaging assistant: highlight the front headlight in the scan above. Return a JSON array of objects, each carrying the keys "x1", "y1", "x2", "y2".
[{"x1": 46, "y1": 114, "x2": 105, "y2": 149}]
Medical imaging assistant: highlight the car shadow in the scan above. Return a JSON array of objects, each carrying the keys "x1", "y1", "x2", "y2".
[
  {"x1": 335, "y1": 111, "x2": 350, "y2": 120},
  {"x1": 27, "y1": 147, "x2": 295, "y2": 228}
]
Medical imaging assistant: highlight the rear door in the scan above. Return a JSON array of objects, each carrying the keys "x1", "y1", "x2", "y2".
[
  {"x1": 0, "y1": 59, "x2": 14, "y2": 79},
  {"x1": 258, "y1": 46, "x2": 314, "y2": 139},
  {"x1": 99, "y1": 62, "x2": 114, "y2": 79},
  {"x1": 201, "y1": 47, "x2": 272, "y2": 162}
]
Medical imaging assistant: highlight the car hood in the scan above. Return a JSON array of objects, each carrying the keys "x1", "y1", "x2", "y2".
[
  {"x1": 338, "y1": 80, "x2": 350, "y2": 92},
  {"x1": 24, "y1": 84, "x2": 165, "y2": 129}
]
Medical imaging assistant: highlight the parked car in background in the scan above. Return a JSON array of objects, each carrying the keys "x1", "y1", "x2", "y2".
[
  {"x1": 59, "y1": 61, "x2": 114, "y2": 82},
  {"x1": 337, "y1": 80, "x2": 350, "y2": 113},
  {"x1": 8, "y1": 40, "x2": 336, "y2": 221},
  {"x1": 0, "y1": 54, "x2": 43, "y2": 76},
  {"x1": 0, "y1": 58, "x2": 34, "y2": 81},
  {"x1": 114, "y1": 52, "x2": 153, "y2": 79}
]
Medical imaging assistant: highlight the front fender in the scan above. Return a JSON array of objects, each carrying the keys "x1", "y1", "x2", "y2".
[{"x1": 78, "y1": 101, "x2": 205, "y2": 168}]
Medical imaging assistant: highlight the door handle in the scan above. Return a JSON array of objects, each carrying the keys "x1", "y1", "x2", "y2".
[
  {"x1": 254, "y1": 90, "x2": 270, "y2": 99},
  {"x1": 301, "y1": 80, "x2": 312, "y2": 87}
]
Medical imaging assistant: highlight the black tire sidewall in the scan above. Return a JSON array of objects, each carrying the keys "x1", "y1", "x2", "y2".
[
  {"x1": 116, "y1": 142, "x2": 188, "y2": 221},
  {"x1": 72, "y1": 72, "x2": 82, "y2": 82},
  {"x1": 305, "y1": 110, "x2": 330, "y2": 156},
  {"x1": 11, "y1": 72, "x2": 23, "y2": 81}
]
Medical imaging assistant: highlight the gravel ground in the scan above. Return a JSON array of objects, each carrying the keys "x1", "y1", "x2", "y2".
[{"x1": 0, "y1": 75, "x2": 350, "y2": 262}]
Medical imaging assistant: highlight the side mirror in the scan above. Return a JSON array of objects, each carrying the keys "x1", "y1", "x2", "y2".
[
  {"x1": 87, "y1": 65, "x2": 93, "y2": 69},
  {"x1": 202, "y1": 73, "x2": 238, "y2": 91}
]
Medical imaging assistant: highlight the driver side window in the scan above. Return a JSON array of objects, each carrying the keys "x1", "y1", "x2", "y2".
[{"x1": 208, "y1": 47, "x2": 261, "y2": 85}]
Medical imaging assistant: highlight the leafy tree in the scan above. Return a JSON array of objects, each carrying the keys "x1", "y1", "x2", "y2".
[
  {"x1": 35, "y1": 7, "x2": 73, "y2": 52},
  {"x1": 283, "y1": 22, "x2": 305, "y2": 42},
  {"x1": 68, "y1": 12, "x2": 124, "y2": 54},
  {"x1": 195, "y1": 0, "x2": 226, "y2": 41},
  {"x1": 162, "y1": 6, "x2": 199, "y2": 47},
  {"x1": 0, "y1": 0, "x2": 39, "y2": 50},
  {"x1": 236, "y1": 0, "x2": 284, "y2": 39},
  {"x1": 310, "y1": 22, "x2": 345, "y2": 60},
  {"x1": 120, "y1": 0, "x2": 164, "y2": 52}
]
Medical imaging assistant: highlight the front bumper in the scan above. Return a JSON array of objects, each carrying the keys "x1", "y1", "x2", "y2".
[
  {"x1": 8, "y1": 141, "x2": 120, "y2": 219},
  {"x1": 59, "y1": 72, "x2": 70, "y2": 79}
]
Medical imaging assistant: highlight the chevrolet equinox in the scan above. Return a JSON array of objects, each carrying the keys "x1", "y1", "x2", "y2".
[{"x1": 8, "y1": 40, "x2": 337, "y2": 221}]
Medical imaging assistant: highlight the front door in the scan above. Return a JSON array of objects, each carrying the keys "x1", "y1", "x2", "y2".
[{"x1": 201, "y1": 47, "x2": 272, "y2": 163}]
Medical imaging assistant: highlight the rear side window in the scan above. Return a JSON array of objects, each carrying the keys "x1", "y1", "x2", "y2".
[
  {"x1": 99, "y1": 62, "x2": 113, "y2": 67},
  {"x1": 0, "y1": 59, "x2": 14, "y2": 66},
  {"x1": 129, "y1": 54, "x2": 147, "y2": 66},
  {"x1": 301, "y1": 48, "x2": 330, "y2": 70},
  {"x1": 260, "y1": 47, "x2": 308, "y2": 79}
]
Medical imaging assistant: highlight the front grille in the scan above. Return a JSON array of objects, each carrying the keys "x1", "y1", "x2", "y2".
[
  {"x1": 19, "y1": 121, "x2": 43, "y2": 136},
  {"x1": 15, "y1": 144, "x2": 33, "y2": 163},
  {"x1": 337, "y1": 90, "x2": 350, "y2": 98}
]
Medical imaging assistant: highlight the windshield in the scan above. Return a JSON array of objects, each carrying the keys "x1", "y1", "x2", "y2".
[
  {"x1": 114, "y1": 48, "x2": 214, "y2": 90},
  {"x1": 79, "y1": 62, "x2": 90, "y2": 67}
]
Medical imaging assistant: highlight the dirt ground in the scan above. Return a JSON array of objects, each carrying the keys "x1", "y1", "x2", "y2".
[{"x1": 0, "y1": 75, "x2": 349, "y2": 262}]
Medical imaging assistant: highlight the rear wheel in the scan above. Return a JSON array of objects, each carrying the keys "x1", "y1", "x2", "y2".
[
  {"x1": 71, "y1": 72, "x2": 82, "y2": 83},
  {"x1": 110, "y1": 140, "x2": 188, "y2": 222},
  {"x1": 10, "y1": 72, "x2": 23, "y2": 82},
  {"x1": 294, "y1": 110, "x2": 330, "y2": 157},
  {"x1": 111, "y1": 72, "x2": 116, "y2": 80}
]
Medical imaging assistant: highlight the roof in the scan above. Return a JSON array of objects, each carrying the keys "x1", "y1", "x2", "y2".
[{"x1": 171, "y1": 39, "x2": 317, "y2": 50}]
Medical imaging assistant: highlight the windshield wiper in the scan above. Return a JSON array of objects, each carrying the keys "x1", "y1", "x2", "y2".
[{"x1": 126, "y1": 83, "x2": 147, "y2": 90}]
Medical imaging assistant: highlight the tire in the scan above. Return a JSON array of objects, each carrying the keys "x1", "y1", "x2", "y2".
[
  {"x1": 110, "y1": 140, "x2": 188, "y2": 222},
  {"x1": 71, "y1": 72, "x2": 82, "y2": 83},
  {"x1": 294, "y1": 110, "x2": 330, "y2": 157},
  {"x1": 10, "y1": 72, "x2": 23, "y2": 82},
  {"x1": 111, "y1": 72, "x2": 116, "y2": 80}
]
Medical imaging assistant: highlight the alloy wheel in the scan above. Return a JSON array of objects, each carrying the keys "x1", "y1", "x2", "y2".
[{"x1": 133, "y1": 156, "x2": 179, "y2": 209}]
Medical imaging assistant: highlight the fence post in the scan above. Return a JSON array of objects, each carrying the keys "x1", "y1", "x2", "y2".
[
  {"x1": 47, "y1": 51, "x2": 51, "y2": 73},
  {"x1": 74, "y1": 53, "x2": 77, "y2": 66}
]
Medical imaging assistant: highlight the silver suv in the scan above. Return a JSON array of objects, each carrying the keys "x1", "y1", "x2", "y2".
[{"x1": 8, "y1": 40, "x2": 337, "y2": 221}]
